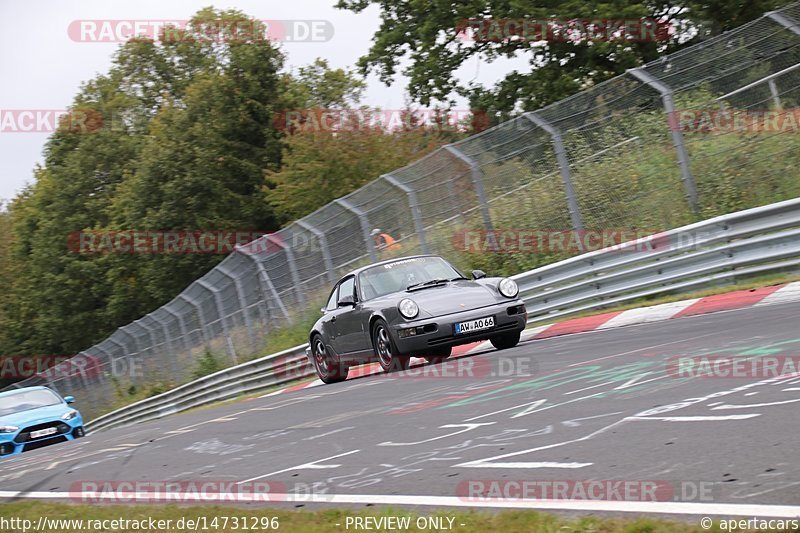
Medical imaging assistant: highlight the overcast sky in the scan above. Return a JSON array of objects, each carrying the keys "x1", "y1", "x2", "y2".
[{"x1": 0, "y1": 0, "x2": 527, "y2": 203}]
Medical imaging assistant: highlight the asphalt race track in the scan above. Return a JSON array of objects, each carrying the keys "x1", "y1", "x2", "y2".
[{"x1": 1, "y1": 301, "x2": 799, "y2": 519}]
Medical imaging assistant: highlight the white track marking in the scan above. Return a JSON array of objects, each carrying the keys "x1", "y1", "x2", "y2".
[
  {"x1": 236, "y1": 449, "x2": 361, "y2": 484},
  {"x1": 711, "y1": 398, "x2": 800, "y2": 409},
  {"x1": 597, "y1": 299, "x2": 701, "y2": 328},
  {"x1": 566, "y1": 333, "x2": 718, "y2": 367},
  {"x1": 4, "y1": 491, "x2": 797, "y2": 517},
  {"x1": 626, "y1": 414, "x2": 761, "y2": 422},
  {"x1": 755, "y1": 281, "x2": 800, "y2": 306},
  {"x1": 379, "y1": 423, "x2": 495, "y2": 446}
]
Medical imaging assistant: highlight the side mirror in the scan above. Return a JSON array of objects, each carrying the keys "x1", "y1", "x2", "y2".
[
  {"x1": 64, "y1": 395, "x2": 75, "y2": 404},
  {"x1": 320, "y1": 307, "x2": 327, "y2": 314},
  {"x1": 337, "y1": 294, "x2": 356, "y2": 307},
  {"x1": 471, "y1": 269, "x2": 487, "y2": 280}
]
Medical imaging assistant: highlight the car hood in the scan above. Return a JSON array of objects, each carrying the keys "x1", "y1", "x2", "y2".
[
  {"x1": 0, "y1": 404, "x2": 71, "y2": 427},
  {"x1": 407, "y1": 280, "x2": 499, "y2": 317}
]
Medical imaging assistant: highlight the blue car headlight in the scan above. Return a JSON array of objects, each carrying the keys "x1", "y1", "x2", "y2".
[
  {"x1": 61, "y1": 409, "x2": 79, "y2": 421},
  {"x1": 0, "y1": 425, "x2": 19, "y2": 433}
]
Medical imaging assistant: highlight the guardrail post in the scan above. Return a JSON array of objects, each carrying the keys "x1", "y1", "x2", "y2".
[
  {"x1": 524, "y1": 112, "x2": 585, "y2": 235},
  {"x1": 265, "y1": 233, "x2": 306, "y2": 313},
  {"x1": 382, "y1": 173, "x2": 429, "y2": 254},
  {"x1": 217, "y1": 264, "x2": 257, "y2": 354},
  {"x1": 295, "y1": 220, "x2": 337, "y2": 284},
  {"x1": 444, "y1": 145, "x2": 495, "y2": 239},
  {"x1": 236, "y1": 244, "x2": 291, "y2": 324},
  {"x1": 196, "y1": 279, "x2": 238, "y2": 365},
  {"x1": 334, "y1": 198, "x2": 378, "y2": 262},
  {"x1": 628, "y1": 67, "x2": 700, "y2": 215},
  {"x1": 767, "y1": 11, "x2": 800, "y2": 36},
  {"x1": 179, "y1": 293, "x2": 212, "y2": 351}
]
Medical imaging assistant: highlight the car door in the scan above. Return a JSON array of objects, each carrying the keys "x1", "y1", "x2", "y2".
[
  {"x1": 332, "y1": 276, "x2": 370, "y2": 355},
  {"x1": 320, "y1": 281, "x2": 349, "y2": 355}
]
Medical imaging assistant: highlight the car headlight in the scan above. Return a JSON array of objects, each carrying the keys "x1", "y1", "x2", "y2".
[
  {"x1": 498, "y1": 278, "x2": 519, "y2": 298},
  {"x1": 398, "y1": 298, "x2": 419, "y2": 319},
  {"x1": 61, "y1": 410, "x2": 79, "y2": 421},
  {"x1": 0, "y1": 425, "x2": 19, "y2": 433}
]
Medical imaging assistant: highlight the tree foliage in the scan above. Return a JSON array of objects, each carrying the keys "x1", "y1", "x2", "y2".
[{"x1": 336, "y1": 0, "x2": 794, "y2": 119}]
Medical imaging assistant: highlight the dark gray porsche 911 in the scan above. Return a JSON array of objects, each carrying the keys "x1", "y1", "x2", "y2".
[{"x1": 306, "y1": 255, "x2": 527, "y2": 383}]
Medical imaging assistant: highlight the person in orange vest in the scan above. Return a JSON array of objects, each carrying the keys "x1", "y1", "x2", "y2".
[{"x1": 371, "y1": 228, "x2": 401, "y2": 252}]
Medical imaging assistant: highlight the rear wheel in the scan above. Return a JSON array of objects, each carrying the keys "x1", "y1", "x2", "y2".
[
  {"x1": 424, "y1": 346, "x2": 452, "y2": 364},
  {"x1": 374, "y1": 320, "x2": 410, "y2": 372},
  {"x1": 490, "y1": 331, "x2": 521, "y2": 350},
  {"x1": 311, "y1": 335, "x2": 349, "y2": 384}
]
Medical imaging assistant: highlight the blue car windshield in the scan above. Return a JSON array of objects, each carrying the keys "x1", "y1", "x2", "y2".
[
  {"x1": 0, "y1": 389, "x2": 62, "y2": 417},
  {"x1": 359, "y1": 257, "x2": 463, "y2": 300}
]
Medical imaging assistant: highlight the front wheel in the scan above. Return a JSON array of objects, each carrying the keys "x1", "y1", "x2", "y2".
[
  {"x1": 311, "y1": 335, "x2": 349, "y2": 384},
  {"x1": 373, "y1": 320, "x2": 410, "y2": 372},
  {"x1": 490, "y1": 331, "x2": 521, "y2": 350}
]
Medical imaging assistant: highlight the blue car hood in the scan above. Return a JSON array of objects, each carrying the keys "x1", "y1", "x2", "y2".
[{"x1": 0, "y1": 404, "x2": 71, "y2": 426}]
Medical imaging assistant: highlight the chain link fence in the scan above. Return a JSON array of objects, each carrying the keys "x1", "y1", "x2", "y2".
[{"x1": 5, "y1": 4, "x2": 800, "y2": 420}]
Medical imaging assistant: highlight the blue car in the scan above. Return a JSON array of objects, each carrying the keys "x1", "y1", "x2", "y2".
[{"x1": 0, "y1": 386, "x2": 85, "y2": 458}]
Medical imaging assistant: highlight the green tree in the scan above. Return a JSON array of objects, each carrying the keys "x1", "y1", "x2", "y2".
[{"x1": 336, "y1": 0, "x2": 794, "y2": 119}]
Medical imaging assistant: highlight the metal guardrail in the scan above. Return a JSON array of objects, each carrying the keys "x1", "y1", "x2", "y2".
[
  {"x1": 86, "y1": 344, "x2": 311, "y2": 433},
  {"x1": 86, "y1": 197, "x2": 800, "y2": 434},
  {"x1": 514, "y1": 197, "x2": 800, "y2": 323}
]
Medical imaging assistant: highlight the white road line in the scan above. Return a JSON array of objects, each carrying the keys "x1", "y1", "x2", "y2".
[
  {"x1": 302, "y1": 426, "x2": 354, "y2": 441},
  {"x1": 236, "y1": 449, "x2": 361, "y2": 484},
  {"x1": 626, "y1": 414, "x2": 761, "y2": 422},
  {"x1": 566, "y1": 332, "x2": 718, "y2": 367},
  {"x1": 3, "y1": 491, "x2": 797, "y2": 517},
  {"x1": 712, "y1": 398, "x2": 800, "y2": 409},
  {"x1": 458, "y1": 461, "x2": 593, "y2": 469}
]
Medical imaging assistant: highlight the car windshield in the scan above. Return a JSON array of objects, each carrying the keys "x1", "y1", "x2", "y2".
[
  {"x1": 358, "y1": 257, "x2": 464, "y2": 300},
  {"x1": 0, "y1": 389, "x2": 62, "y2": 417}
]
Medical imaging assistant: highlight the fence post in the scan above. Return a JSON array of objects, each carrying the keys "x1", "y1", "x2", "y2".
[
  {"x1": 217, "y1": 264, "x2": 257, "y2": 354},
  {"x1": 163, "y1": 304, "x2": 193, "y2": 359},
  {"x1": 444, "y1": 145, "x2": 495, "y2": 237},
  {"x1": 196, "y1": 279, "x2": 238, "y2": 365},
  {"x1": 628, "y1": 67, "x2": 700, "y2": 215},
  {"x1": 382, "y1": 173, "x2": 429, "y2": 254},
  {"x1": 295, "y1": 220, "x2": 337, "y2": 284},
  {"x1": 179, "y1": 293, "x2": 212, "y2": 351},
  {"x1": 334, "y1": 198, "x2": 378, "y2": 262},
  {"x1": 524, "y1": 112, "x2": 585, "y2": 234},
  {"x1": 767, "y1": 11, "x2": 800, "y2": 36},
  {"x1": 145, "y1": 314, "x2": 180, "y2": 383},
  {"x1": 236, "y1": 244, "x2": 291, "y2": 324},
  {"x1": 266, "y1": 233, "x2": 306, "y2": 313}
]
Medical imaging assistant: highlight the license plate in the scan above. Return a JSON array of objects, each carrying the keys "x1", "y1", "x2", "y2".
[
  {"x1": 30, "y1": 427, "x2": 57, "y2": 439},
  {"x1": 455, "y1": 316, "x2": 495, "y2": 334}
]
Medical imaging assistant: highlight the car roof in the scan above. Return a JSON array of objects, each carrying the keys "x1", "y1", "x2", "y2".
[
  {"x1": 0, "y1": 386, "x2": 53, "y2": 399},
  {"x1": 345, "y1": 255, "x2": 445, "y2": 278}
]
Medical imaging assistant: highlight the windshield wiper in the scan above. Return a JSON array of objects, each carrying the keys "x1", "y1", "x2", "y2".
[{"x1": 406, "y1": 278, "x2": 450, "y2": 291}]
